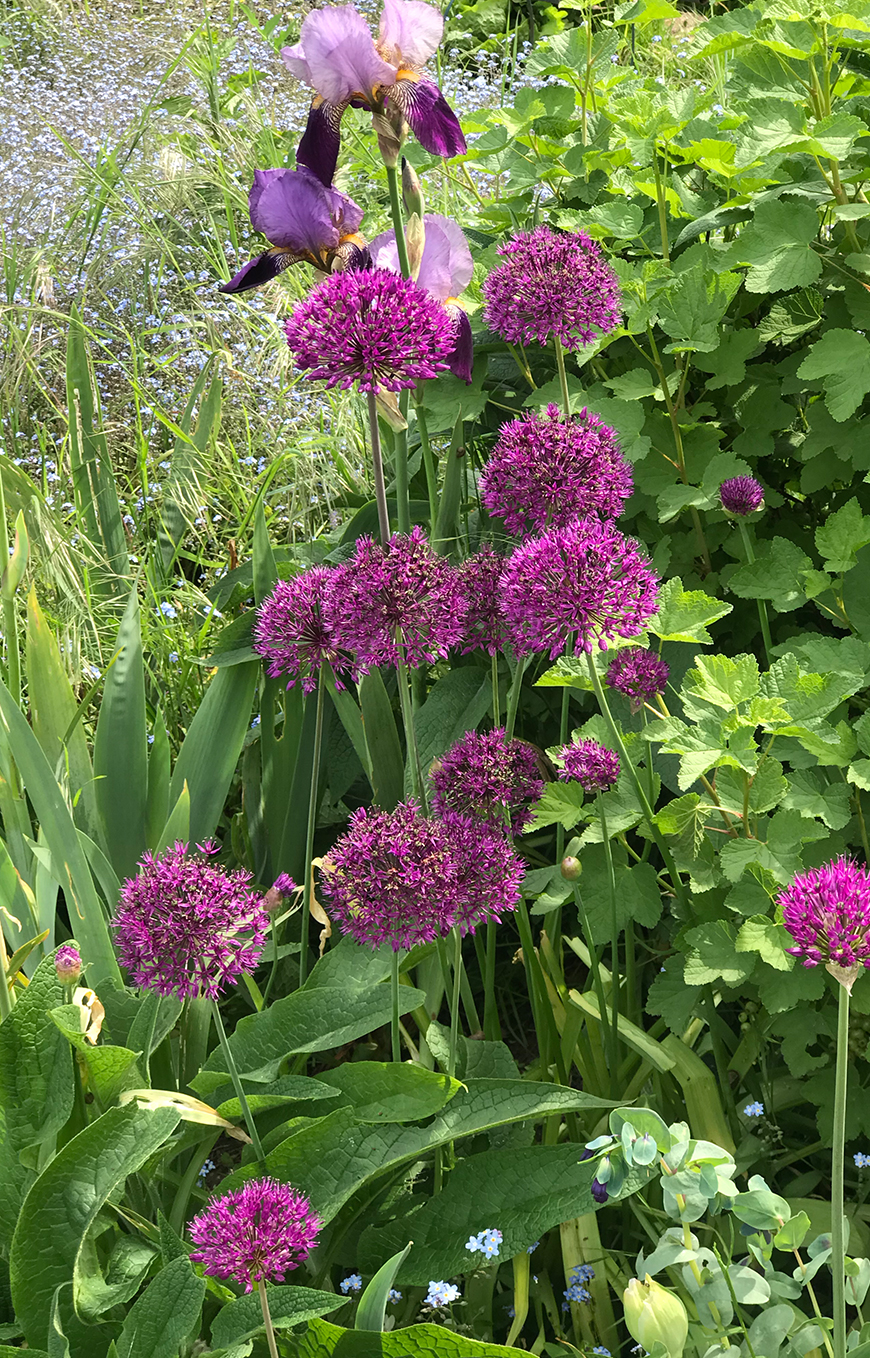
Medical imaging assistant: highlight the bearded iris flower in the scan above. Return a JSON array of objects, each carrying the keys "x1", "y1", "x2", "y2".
[
  {"x1": 282, "y1": 0, "x2": 466, "y2": 187},
  {"x1": 367, "y1": 212, "x2": 474, "y2": 380},
  {"x1": 220, "y1": 166, "x2": 366, "y2": 293}
]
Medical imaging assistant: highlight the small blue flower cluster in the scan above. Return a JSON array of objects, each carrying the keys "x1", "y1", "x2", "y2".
[
  {"x1": 855, "y1": 1152, "x2": 870, "y2": 1168},
  {"x1": 527, "y1": 1240, "x2": 540, "y2": 1254},
  {"x1": 339, "y1": 1274, "x2": 362, "y2": 1294},
  {"x1": 743, "y1": 1101, "x2": 764, "y2": 1117},
  {"x1": 563, "y1": 1262, "x2": 594, "y2": 1305},
  {"x1": 466, "y1": 1227, "x2": 503, "y2": 1259},
  {"x1": 388, "y1": 1289, "x2": 402, "y2": 1303},
  {"x1": 426, "y1": 1280, "x2": 460, "y2": 1307},
  {"x1": 593, "y1": 1348, "x2": 611, "y2": 1356}
]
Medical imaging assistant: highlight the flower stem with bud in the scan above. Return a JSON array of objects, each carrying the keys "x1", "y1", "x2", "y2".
[
  {"x1": 366, "y1": 391, "x2": 392, "y2": 545},
  {"x1": 833, "y1": 978, "x2": 850, "y2": 1357},
  {"x1": 737, "y1": 521, "x2": 773, "y2": 666},
  {"x1": 299, "y1": 670, "x2": 326, "y2": 987}
]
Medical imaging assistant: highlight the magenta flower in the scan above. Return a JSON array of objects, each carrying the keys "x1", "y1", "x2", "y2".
[
  {"x1": 263, "y1": 874, "x2": 299, "y2": 914},
  {"x1": 482, "y1": 226, "x2": 621, "y2": 352},
  {"x1": 439, "y1": 811, "x2": 525, "y2": 934},
  {"x1": 221, "y1": 167, "x2": 365, "y2": 294},
  {"x1": 54, "y1": 944, "x2": 81, "y2": 984},
  {"x1": 283, "y1": 0, "x2": 466, "y2": 187},
  {"x1": 367, "y1": 213, "x2": 474, "y2": 380},
  {"x1": 431, "y1": 727, "x2": 544, "y2": 835},
  {"x1": 720, "y1": 476, "x2": 764, "y2": 516},
  {"x1": 320, "y1": 800, "x2": 459, "y2": 949},
  {"x1": 558, "y1": 739, "x2": 620, "y2": 792},
  {"x1": 254, "y1": 566, "x2": 351, "y2": 693},
  {"x1": 480, "y1": 404, "x2": 632, "y2": 536},
  {"x1": 114, "y1": 843, "x2": 268, "y2": 999},
  {"x1": 605, "y1": 646, "x2": 669, "y2": 714},
  {"x1": 324, "y1": 526, "x2": 467, "y2": 674},
  {"x1": 189, "y1": 1178, "x2": 321, "y2": 1291},
  {"x1": 458, "y1": 545, "x2": 510, "y2": 656},
  {"x1": 501, "y1": 519, "x2": 660, "y2": 658},
  {"x1": 284, "y1": 267, "x2": 454, "y2": 392},
  {"x1": 778, "y1": 858, "x2": 870, "y2": 988}
]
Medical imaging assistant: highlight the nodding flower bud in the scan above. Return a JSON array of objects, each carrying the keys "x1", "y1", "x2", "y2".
[
  {"x1": 54, "y1": 944, "x2": 82, "y2": 985},
  {"x1": 263, "y1": 873, "x2": 298, "y2": 915},
  {"x1": 561, "y1": 856, "x2": 582, "y2": 882},
  {"x1": 623, "y1": 1276, "x2": 688, "y2": 1358},
  {"x1": 402, "y1": 157, "x2": 424, "y2": 219}
]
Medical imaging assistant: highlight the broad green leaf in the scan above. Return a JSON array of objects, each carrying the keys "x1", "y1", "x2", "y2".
[
  {"x1": 252, "y1": 499, "x2": 278, "y2": 606},
  {"x1": 572, "y1": 851, "x2": 663, "y2": 944},
  {"x1": 782, "y1": 769, "x2": 851, "y2": 829},
  {"x1": 210, "y1": 1285, "x2": 346, "y2": 1349},
  {"x1": 413, "y1": 669, "x2": 491, "y2": 790},
  {"x1": 93, "y1": 587, "x2": 148, "y2": 882},
  {"x1": 728, "y1": 537, "x2": 813, "y2": 612},
  {"x1": 722, "y1": 199, "x2": 822, "y2": 293},
  {"x1": 760, "y1": 655, "x2": 862, "y2": 722},
  {"x1": 735, "y1": 916, "x2": 793, "y2": 972},
  {"x1": 693, "y1": 330, "x2": 760, "y2": 389},
  {"x1": 358, "y1": 669, "x2": 404, "y2": 811},
  {"x1": 9, "y1": 1104, "x2": 180, "y2": 1354},
  {"x1": 648, "y1": 577, "x2": 732, "y2": 644},
  {"x1": 715, "y1": 761, "x2": 788, "y2": 815},
  {"x1": 48, "y1": 1006, "x2": 140, "y2": 1103},
  {"x1": 683, "y1": 654, "x2": 760, "y2": 710},
  {"x1": 355, "y1": 1244, "x2": 412, "y2": 1332},
  {"x1": 528, "y1": 781, "x2": 586, "y2": 831},
  {"x1": 76, "y1": 1235, "x2": 157, "y2": 1322},
  {"x1": 170, "y1": 661, "x2": 258, "y2": 847},
  {"x1": 214, "y1": 1074, "x2": 339, "y2": 1118},
  {"x1": 296, "y1": 1317, "x2": 522, "y2": 1357},
  {"x1": 117, "y1": 1257, "x2": 205, "y2": 1358},
  {"x1": 817, "y1": 497, "x2": 870, "y2": 573},
  {"x1": 657, "y1": 262, "x2": 741, "y2": 353},
  {"x1": 157, "y1": 364, "x2": 220, "y2": 575},
  {"x1": 646, "y1": 957, "x2": 699, "y2": 1033},
  {"x1": 799, "y1": 330, "x2": 870, "y2": 422},
  {"x1": 313, "y1": 1062, "x2": 461, "y2": 1123},
  {"x1": 684, "y1": 920, "x2": 755, "y2": 986}
]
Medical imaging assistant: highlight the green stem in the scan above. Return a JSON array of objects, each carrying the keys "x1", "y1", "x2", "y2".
[
  {"x1": 448, "y1": 926, "x2": 462, "y2": 1078},
  {"x1": 391, "y1": 949, "x2": 401, "y2": 1063},
  {"x1": 298, "y1": 672, "x2": 326, "y2": 988},
  {"x1": 833, "y1": 980, "x2": 850, "y2": 1358},
  {"x1": 652, "y1": 149, "x2": 670, "y2": 264},
  {"x1": 415, "y1": 399, "x2": 438, "y2": 528},
  {"x1": 484, "y1": 920, "x2": 499, "y2": 1040},
  {"x1": 737, "y1": 521, "x2": 773, "y2": 666},
  {"x1": 554, "y1": 336, "x2": 572, "y2": 414},
  {"x1": 571, "y1": 882, "x2": 612, "y2": 1079},
  {"x1": 395, "y1": 392, "x2": 411, "y2": 535},
  {"x1": 556, "y1": 682, "x2": 571, "y2": 863},
  {"x1": 366, "y1": 390, "x2": 391, "y2": 544},
  {"x1": 181, "y1": 996, "x2": 211, "y2": 1091},
  {"x1": 141, "y1": 994, "x2": 161, "y2": 1087},
  {"x1": 211, "y1": 1000, "x2": 266, "y2": 1168},
  {"x1": 491, "y1": 652, "x2": 500, "y2": 725},
  {"x1": 586, "y1": 653, "x2": 689, "y2": 911},
  {"x1": 597, "y1": 793, "x2": 620, "y2": 1097},
  {"x1": 258, "y1": 1278, "x2": 280, "y2": 1358},
  {"x1": 169, "y1": 1131, "x2": 219, "y2": 1236},
  {"x1": 0, "y1": 477, "x2": 21, "y2": 710},
  {"x1": 396, "y1": 632, "x2": 427, "y2": 811},
  {"x1": 0, "y1": 924, "x2": 14, "y2": 1021},
  {"x1": 385, "y1": 164, "x2": 412, "y2": 279},
  {"x1": 505, "y1": 655, "x2": 527, "y2": 739}
]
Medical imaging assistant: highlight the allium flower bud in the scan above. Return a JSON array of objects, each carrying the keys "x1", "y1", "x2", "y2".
[
  {"x1": 622, "y1": 1276, "x2": 688, "y2": 1358},
  {"x1": 54, "y1": 943, "x2": 82, "y2": 984},
  {"x1": 263, "y1": 873, "x2": 298, "y2": 914},
  {"x1": 720, "y1": 476, "x2": 764, "y2": 516},
  {"x1": 560, "y1": 856, "x2": 581, "y2": 881}
]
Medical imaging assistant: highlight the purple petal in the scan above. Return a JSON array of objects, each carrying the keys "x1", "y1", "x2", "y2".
[
  {"x1": 220, "y1": 250, "x2": 295, "y2": 294},
  {"x1": 248, "y1": 166, "x2": 363, "y2": 251},
  {"x1": 390, "y1": 77, "x2": 466, "y2": 159},
  {"x1": 366, "y1": 228, "x2": 401, "y2": 274},
  {"x1": 281, "y1": 40, "x2": 312, "y2": 84},
  {"x1": 296, "y1": 100, "x2": 345, "y2": 188},
  {"x1": 368, "y1": 214, "x2": 472, "y2": 301},
  {"x1": 379, "y1": 0, "x2": 442, "y2": 68},
  {"x1": 446, "y1": 306, "x2": 473, "y2": 383},
  {"x1": 289, "y1": 6, "x2": 395, "y2": 105}
]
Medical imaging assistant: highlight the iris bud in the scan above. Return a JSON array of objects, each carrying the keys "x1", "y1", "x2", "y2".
[{"x1": 623, "y1": 1275, "x2": 688, "y2": 1358}]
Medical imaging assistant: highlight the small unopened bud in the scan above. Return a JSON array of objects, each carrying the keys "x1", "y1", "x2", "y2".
[
  {"x1": 263, "y1": 873, "x2": 297, "y2": 914},
  {"x1": 560, "y1": 856, "x2": 581, "y2": 881},
  {"x1": 401, "y1": 157, "x2": 424, "y2": 218},
  {"x1": 55, "y1": 944, "x2": 81, "y2": 985},
  {"x1": 406, "y1": 212, "x2": 425, "y2": 282},
  {"x1": 719, "y1": 475, "x2": 764, "y2": 516},
  {"x1": 623, "y1": 1276, "x2": 688, "y2": 1358}
]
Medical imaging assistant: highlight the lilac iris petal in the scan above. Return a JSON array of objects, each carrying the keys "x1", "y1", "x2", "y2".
[
  {"x1": 379, "y1": 0, "x2": 443, "y2": 67},
  {"x1": 388, "y1": 77, "x2": 466, "y2": 160},
  {"x1": 248, "y1": 166, "x2": 363, "y2": 251},
  {"x1": 283, "y1": 7, "x2": 394, "y2": 104}
]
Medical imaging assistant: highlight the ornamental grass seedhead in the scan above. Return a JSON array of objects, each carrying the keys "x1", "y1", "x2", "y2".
[
  {"x1": 605, "y1": 646, "x2": 669, "y2": 714},
  {"x1": 114, "y1": 842, "x2": 268, "y2": 1000},
  {"x1": 189, "y1": 1178, "x2": 320, "y2": 1291},
  {"x1": 622, "y1": 1276, "x2": 688, "y2": 1358},
  {"x1": 778, "y1": 856, "x2": 870, "y2": 991},
  {"x1": 430, "y1": 727, "x2": 544, "y2": 835},
  {"x1": 254, "y1": 566, "x2": 352, "y2": 692},
  {"x1": 482, "y1": 225, "x2": 621, "y2": 352},
  {"x1": 720, "y1": 475, "x2": 764, "y2": 516},
  {"x1": 480, "y1": 404, "x2": 632, "y2": 537},
  {"x1": 558, "y1": 739, "x2": 620, "y2": 792}
]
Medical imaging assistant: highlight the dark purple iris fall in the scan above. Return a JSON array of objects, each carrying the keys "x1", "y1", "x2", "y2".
[
  {"x1": 282, "y1": 0, "x2": 466, "y2": 188},
  {"x1": 368, "y1": 213, "x2": 474, "y2": 381},
  {"x1": 254, "y1": 566, "x2": 352, "y2": 692},
  {"x1": 605, "y1": 646, "x2": 669, "y2": 713},
  {"x1": 720, "y1": 476, "x2": 764, "y2": 516},
  {"x1": 558, "y1": 739, "x2": 620, "y2": 792},
  {"x1": 483, "y1": 225, "x2": 621, "y2": 351},
  {"x1": 221, "y1": 167, "x2": 365, "y2": 294},
  {"x1": 481, "y1": 404, "x2": 632, "y2": 536},
  {"x1": 189, "y1": 1179, "x2": 321, "y2": 1291},
  {"x1": 284, "y1": 267, "x2": 454, "y2": 391},
  {"x1": 501, "y1": 519, "x2": 660, "y2": 658},
  {"x1": 779, "y1": 858, "x2": 870, "y2": 989},
  {"x1": 458, "y1": 545, "x2": 510, "y2": 656},
  {"x1": 431, "y1": 727, "x2": 544, "y2": 835}
]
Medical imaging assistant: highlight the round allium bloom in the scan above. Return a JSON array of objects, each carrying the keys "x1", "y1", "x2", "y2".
[
  {"x1": 482, "y1": 225, "x2": 621, "y2": 352},
  {"x1": 778, "y1": 857, "x2": 870, "y2": 987},
  {"x1": 480, "y1": 404, "x2": 632, "y2": 536},
  {"x1": 720, "y1": 476, "x2": 764, "y2": 516},
  {"x1": 606, "y1": 646, "x2": 669, "y2": 714},
  {"x1": 430, "y1": 727, "x2": 544, "y2": 835},
  {"x1": 439, "y1": 811, "x2": 525, "y2": 934},
  {"x1": 114, "y1": 842, "x2": 268, "y2": 999},
  {"x1": 501, "y1": 519, "x2": 660, "y2": 658},
  {"x1": 284, "y1": 267, "x2": 454, "y2": 392},
  {"x1": 458, "y1": 545, "x2": 510, "y2": 656},
  {"x1": 558, "y1": 739, "x2": 620, "y2": 792},
  {"x1": 254, "y1": 566, "x2": 351, "y2": 692},
  {"x1": 324, "y1": 526, "x2": 467, "y2": 674},
  {"x1": 54, "y1": 944, "x2": 81, "y2": 984},
  {"x1": 320, "y1": 801, "x2": 459, "y2": 950},
  {"x1": 189, "y1": 1178, "x2": 320, "y2": 1291}
]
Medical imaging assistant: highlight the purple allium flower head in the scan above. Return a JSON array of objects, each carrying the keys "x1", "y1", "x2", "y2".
[
  {"x1": 501, "y1": 519, "x2": 660, "y2": 658},
  {"x1": 430, "y1": 727, "x2": 544, "y2": 835},
  {"x1": 457, "y1": 546, "x2": 510, "y2": 656},
  {"x1": 189, "y1": 1178, "x2": 320, "y2": 1291},
  {"x1": 438, "y1": 811, "x2": 525, "y2": 934},
  {"x1": 482, "y1": 225, "x2": 621, "y2": 352},
  {"x1": 720, "y1": 476, "x2": 764, "y2": 516},
  {"x1": 778, "y1": 857, "x2": 870, "y2": 989},
  {"x1": 480, "y1": 404, "x2": 632, "y2": 536},
  {"x1": 558, "y1": 739, "x2": 620, "y2": 792},
  {"x1": 114, "y1": 843, "x2": 268, "y2": 999},
  {"x1": 606, "y1": 646, "x2": 669, "y2": 714},
  {"x1": 254, "y1": 567, "x2": 351, "y2": 693},
  {"x1": 324, "y1": 527, "x2": 467, "y2": 674},
  {"x1": 54, "y1": 944, "x2": 81, "y2": 984},
  {"x1": 284, "y1": 268, "x2": 454, "y2": 392},
  {"x1": 319, "y1": 801, "x2": 459, "y2": 949}
]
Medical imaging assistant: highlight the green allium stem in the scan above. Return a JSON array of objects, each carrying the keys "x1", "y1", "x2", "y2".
[
  {"x1": 737, "y1": 521, "x2": 773, "y2": 666},
  {"x1": 505, "y1": 655, "x2": 528, "y2": 739},
  {"x1": 833, "y1": 980, "x2": 850, "y2": 1358},
  {"x1": 298, "y1": 672, "x2": 325, "y2": 988},
  {"x1": 484, "y1": 919, "x2": 500, "y2": 1040},
  {"x1": 258, "y1": 1278, "x2": 280, "y2": 1358},
  {"x1": 448, "y1": 925, "x2": 462, "y2": 1079},
  {"x1": 366, "y1": 390, "x2": 392, "y2": 545},
  {"x1": 554, "y1": 335, "x2": 572, "y2": 414},
  {"x1": 597, "y1": 792, "x2": 620, "y2": 1096},
  {"x1": 396, "y1": 632, "x2": 426, "y2": 811},
  {"x1": 391, "y1": 948, "x2": 401, "y2": 1064},
  {"x1": 211, "y1": 999, "x2": 266, "y2": 1168}
]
